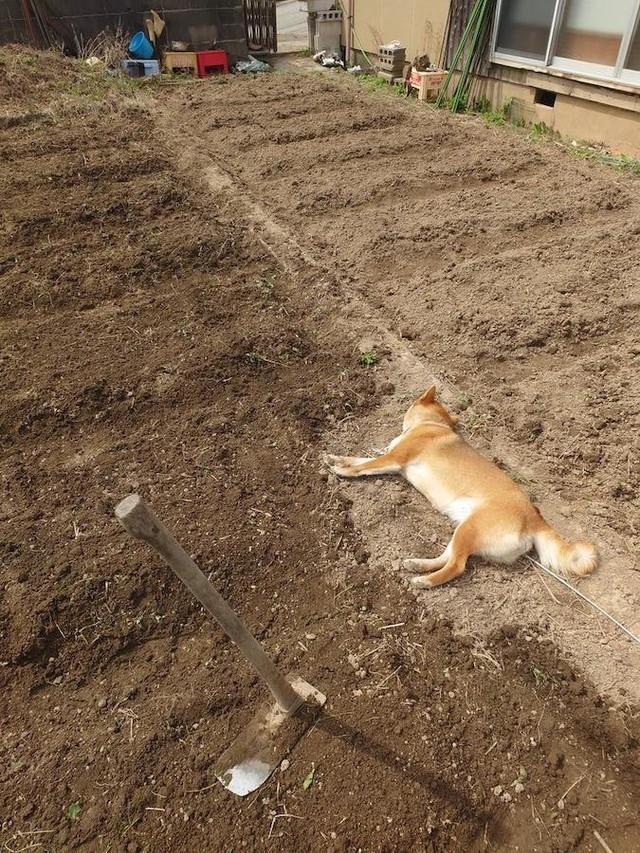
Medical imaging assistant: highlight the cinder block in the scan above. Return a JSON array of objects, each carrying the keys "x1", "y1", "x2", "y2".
[
  {"x1": 315, "y1": 18, "x2": 342, "y2": 53},
  {"x1": 377, "y1": 70, "x2": 405, "y2": 85},
  {"x1": 317, "y1": 9, "x2": 343, "y2": 22}
]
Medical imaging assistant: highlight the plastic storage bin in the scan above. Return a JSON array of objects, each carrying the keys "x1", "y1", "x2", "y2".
[{"x1": 121, "y1": 59, "x2": 160, "y2": 77}]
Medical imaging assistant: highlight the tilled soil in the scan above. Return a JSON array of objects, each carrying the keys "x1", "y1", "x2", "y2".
[
  {"x1": 173, "y1": 70, "x2": 640, "y2": 704},
  {"x1": 1, "y1": 57, "x2": 639, "y2": 852}
]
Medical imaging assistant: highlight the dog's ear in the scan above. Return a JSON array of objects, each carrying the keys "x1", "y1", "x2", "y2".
[{"x1": 418, "y1": 385, "x2": 437, "y2": 404}]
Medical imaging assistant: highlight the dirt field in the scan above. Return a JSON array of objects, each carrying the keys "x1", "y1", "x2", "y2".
[{"x1": 1, "y1": 50, "x2": 639, "y2": 852}]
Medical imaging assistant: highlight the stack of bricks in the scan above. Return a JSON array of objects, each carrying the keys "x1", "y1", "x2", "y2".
[{"x1": 377, "y1": 44, "x2": 406, "y2": 80}]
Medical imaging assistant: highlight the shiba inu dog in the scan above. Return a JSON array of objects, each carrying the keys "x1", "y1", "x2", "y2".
[{"x1": 325, "y1": 386, "x2": 598, "y2": 588}]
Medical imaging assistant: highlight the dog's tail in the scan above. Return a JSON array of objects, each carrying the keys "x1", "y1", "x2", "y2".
[{"x1": 533, "y1": 515, "x2": 597, "y2": 579}]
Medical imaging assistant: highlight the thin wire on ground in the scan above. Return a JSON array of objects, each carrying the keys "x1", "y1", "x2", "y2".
[{"x1": 527, "y1": 556, "x2": 640, "y2": 647}]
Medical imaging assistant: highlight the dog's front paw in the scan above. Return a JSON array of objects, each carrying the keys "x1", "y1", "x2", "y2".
[
  {"x1": 399, "y1": 568, "x2": 434, "y2": 589},
  {"x1": 402, "y1": 558, "x2": 427, "y2": 574},
  {"x1": 409, "y1": 574, "x2": 434, "y2": 590},
  {"x1": 324, "y1": 453, "x2": 356, "y2": 477}
]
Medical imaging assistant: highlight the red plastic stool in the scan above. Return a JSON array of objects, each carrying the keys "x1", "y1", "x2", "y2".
[{"x1": 196, "y1": 49, "x2": 229, "y2": 77}]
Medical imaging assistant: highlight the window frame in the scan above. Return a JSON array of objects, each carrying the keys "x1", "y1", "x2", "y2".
[{"x1": 490, "y1": 0, "x2": 640, "y2": 89}]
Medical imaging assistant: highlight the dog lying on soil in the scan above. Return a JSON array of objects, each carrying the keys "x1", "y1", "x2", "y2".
[{"x1": 325, "y1": 386, "x2": 598, "y2": 588}]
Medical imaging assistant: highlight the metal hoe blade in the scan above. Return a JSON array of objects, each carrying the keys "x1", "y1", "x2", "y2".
[{"x1": 215, "y1": 675, "x2": 326, "y2": 796}]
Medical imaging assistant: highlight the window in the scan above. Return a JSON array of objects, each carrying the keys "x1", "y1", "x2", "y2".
[
  {"x1": 495, "y1": 0, "x2": 557, "y2": 62},
  {"x1": 491, "y1": 0, "x2": 640, "y2": 87},
  {"x1": 622, "y1": 17, "x2": 640, "y2": 81},
  {"x1": 555, "y1": 0, "x2": 637, "y2": 73},
  {"x1": 628, "y1": 25, "x2": 640, "y2": 69}
]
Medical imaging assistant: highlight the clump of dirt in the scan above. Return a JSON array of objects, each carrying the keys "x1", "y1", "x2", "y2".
[{"x1": 1, "y1": 58, "x2": 639, "y2": 852}]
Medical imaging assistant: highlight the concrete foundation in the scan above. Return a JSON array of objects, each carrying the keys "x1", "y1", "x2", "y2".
[{"x1": 476, "y1": 68, "x2": 640, "y2": 157}]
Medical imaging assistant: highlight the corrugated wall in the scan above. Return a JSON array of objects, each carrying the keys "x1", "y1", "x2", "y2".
[
  {"x1": 351, "y1": 0, "x2": 451, "y2": 63},
  {"x1": 0, "y1": 0, "x2": 248, "y2": 59},
  {"x1": 0, "y1": 1, "x2": 33, "y2": 44}
]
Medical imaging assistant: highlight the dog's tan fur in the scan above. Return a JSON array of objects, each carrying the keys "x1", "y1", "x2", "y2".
[{"x1": 325, "y1": 386, "x2": 598, "y2": 588}]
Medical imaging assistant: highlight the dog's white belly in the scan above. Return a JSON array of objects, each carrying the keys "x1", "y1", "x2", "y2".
[
  {"x1": 481, "y1": 534, "x2": 533, "y2": 564},
  {"x1": 443, "y1": 497, "x2": 478, "y2": 523},
  {"x1": 403, "y1": 462, "x2": 477, "y2": 522}
]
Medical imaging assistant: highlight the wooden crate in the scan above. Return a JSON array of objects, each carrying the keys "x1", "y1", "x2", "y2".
[
  {"x1": 410, "y1": 68, "x2": 447, "y2": 101},
  {"x1": 163, "y1": 51, "x2": 198, "y2": 75}
]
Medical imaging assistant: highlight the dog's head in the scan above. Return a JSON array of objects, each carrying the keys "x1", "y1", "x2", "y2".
[{"x1": 403, "y1": 386, "x2": 459, "y2": 431}]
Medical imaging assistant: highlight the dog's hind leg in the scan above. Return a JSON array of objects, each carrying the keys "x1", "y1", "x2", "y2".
[
  {"x1": 412, "y1": 556, "x2": 468, "y2": 588},
  {"x1": 402, "y1": 542, "x2": 452, "y2": 574},
  {"x1": 408, "y1": 516, "x2": 481, "y2": 588},
  {"x1": 324, "y1": 452, "x2": 401, "y2": 478}
]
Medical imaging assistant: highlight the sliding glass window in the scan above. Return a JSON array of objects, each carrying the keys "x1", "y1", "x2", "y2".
[
  {"x1": 622, "y1": 15, "x2": 640, "y2": 82},
  {"x1": 495, "y1": 0, "x2": 557, "y2": 62},
  {"x1": 492, "y1": 0, "x2": 640, "y2": 87}
]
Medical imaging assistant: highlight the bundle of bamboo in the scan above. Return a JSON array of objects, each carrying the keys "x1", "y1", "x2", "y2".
[{"x1": 436, "y1": 0, "x2": 495, "y2": 113}]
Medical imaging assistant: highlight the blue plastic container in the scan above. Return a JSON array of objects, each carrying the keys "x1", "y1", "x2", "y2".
[
  {"x1": 121, "y1": 59, "x2": 160, "y2": 77},
  {"x1": 129, "y1": 31, "x2": 154, "y2": 60}
]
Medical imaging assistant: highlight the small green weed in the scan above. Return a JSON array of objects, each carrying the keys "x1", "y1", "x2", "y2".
[
  {"x1": 456, "y1": 393, "x2": 471, "y2": 411},
  {"x1": 472, "y1": 97, "x2": 511, "y2": 126},
  {"x1": 253, "y1": 274, "x2": 276, "y2": 300},
  {"x1": 532, "y1": 665, "x2": 548, "y2": 687},
  {"x1": 246, "y1": 352, "x2": 267, "y2": 365},
  {"x1": 483, "y1": 108, "x2": 507, "y2": 126},
  {"x1": 529, "y1": 121, "x2": 554, "y2": 140},
  {"x1": 444, "y1": 93, "x2": 468, "y2": 113},
  {"x1": 528, "y1": 123, "x2": 640, "y2": 177},
  {"x1": 473, "y1": 95, "x2": 491, "y2": 113},
  {"x1": 358, "y1": 351, "x2": 378, "y2": 367},
  {"x1": 359, "y1": 74, "x2": 388, "y2": 93},
  {"x1": 67, "y1": 802, "x2": 82, "y2": 821},
  {"x1": 359, "y1": 75, "x2": 405, "y2": 97},
  {"x1": 302, "y1": 765, "x2": 316, "y2": 790},
  {"x1": 511, "y1": 766, "x2": 528, "y2": 787},
  {"x1": 569, "y1": 143, "x2": 640, "y2": 176}
]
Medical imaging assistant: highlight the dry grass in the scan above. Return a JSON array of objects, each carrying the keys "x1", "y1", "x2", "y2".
[
  {"x1": 0, "y1": 43, "x2": 156, "y2": 118},
  {"x1": 71, "y1": 25, "x2": 129, "y2": 69}
]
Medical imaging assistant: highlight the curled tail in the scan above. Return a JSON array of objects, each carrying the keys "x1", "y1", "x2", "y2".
[{"x1": 533, "y1": 519, "x2": 598, "y2": 579}]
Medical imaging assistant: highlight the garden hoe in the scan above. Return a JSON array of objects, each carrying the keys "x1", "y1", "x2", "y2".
[{"x1": 115, "y1": 494, "x2": 326, "y2": 796}]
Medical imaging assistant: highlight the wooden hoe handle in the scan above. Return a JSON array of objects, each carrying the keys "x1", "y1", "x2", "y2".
[{"x1": 115, "y1": 494, "x2": 302, "y2": 713}]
